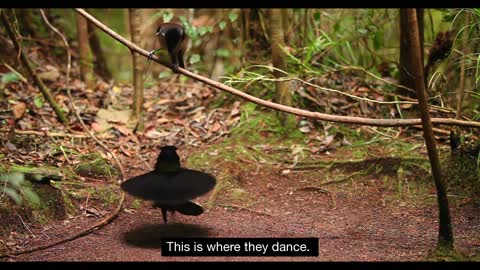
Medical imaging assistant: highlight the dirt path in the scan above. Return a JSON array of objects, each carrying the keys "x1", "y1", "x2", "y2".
[{"x1": 7, "y1": 167, "x2": 480, "y2": 261}]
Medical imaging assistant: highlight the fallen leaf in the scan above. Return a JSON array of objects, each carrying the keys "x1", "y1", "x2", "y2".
[
  {"x1": 230, "y1": 101, "x2": 241, "y2": 117},
  {"x1": 145, "y1": 129, "x2": 169, "y2": 139},
  {"x1": 322, "y1": 135, "x2": 336, "y2": 147},
  {"x1": 6, "y1": 141, "x2": 17, "y2": 151},
  {"x1": 91, "y1": 122, "x2": 103, "y2": 132},
  {"x1": 400, "y1": 103, "x2": 413, "y2": 109},
  {"x1": 209, "y1": 121, "x2": 222, "y2": 133},
  {"x1": 12, "y1": 102, "x2": 26, "y2": 119},
  {"x1": 112, "y1": 123, "x2": 132, "y2": 136},
  {"x1": 112, "y1": 86, "x2": 122, "y2": 94},
  {"x1": 156, "y1": 118, "x2": 170, "y2": 124},
  {"x1": 299, "y1": 126, "x2": 311, "y2": 133},
  {"x1": 38, "y1": 66, "x2": 60, "y2": 82},
  {"x1": 119, "y1": 145, "x2": 133, "y2": 157}
]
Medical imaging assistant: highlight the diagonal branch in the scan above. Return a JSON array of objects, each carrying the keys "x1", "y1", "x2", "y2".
[{"x1": 74, "y1": 8, "x2": 480, "y2": 129}]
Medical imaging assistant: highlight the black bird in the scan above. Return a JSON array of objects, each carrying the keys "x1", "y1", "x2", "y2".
[
  {"x1": 151, "y1": 23, "x2": 186, "y2": 73},
  {"x1": 121, "y1": 146, "x2": 216, "y2": 223},
  {"x1": 450, "y1": 131, "x2": 461, "y2": 151}
]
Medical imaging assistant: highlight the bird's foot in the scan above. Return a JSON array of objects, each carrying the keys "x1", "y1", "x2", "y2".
[
  {"x1": 172, "y1": 64, "x2": 180, "y2": 74},
  {"x1": 147, "y1": 50, "x2": 156, "y2": 61}
]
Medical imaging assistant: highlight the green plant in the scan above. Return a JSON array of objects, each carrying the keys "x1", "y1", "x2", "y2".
[{"x1": 1, "y1": 172, "x2": 40, "y2": 206}]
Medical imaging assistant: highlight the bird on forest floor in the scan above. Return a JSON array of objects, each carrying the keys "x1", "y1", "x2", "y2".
[
  {"x1": 449, "y1": 131, "x2": 480, "y2": 158},
  {"x1": 121, "y1": 146, "x2": 216, "y2": 223},
  {"x1": 148, "y1": 22, "x2": 186, "y2": 73}
]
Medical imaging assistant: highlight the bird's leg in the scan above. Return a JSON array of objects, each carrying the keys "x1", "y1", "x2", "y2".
[
  {"x1": 161, "y1": 208, "x2": 168, "y2": 224},
  {"x1": 169, "y1": 50, "x2": 180, "y2": 73},
  {"x1": 177, "y1": 50, "x2": 185, "y2": 69},
  {"x1": 171, "y1": 210, "x2": 177, "y2": 223}
]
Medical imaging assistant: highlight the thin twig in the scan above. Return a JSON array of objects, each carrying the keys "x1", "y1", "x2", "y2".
[
  {"x1": 17, "y1": 213, "x2": 35, "y2": 238},
  {"x1": 134, "y1": 151, "x2": 153, "y2": 171},
  {"x1": 219, "y1": 203, "x2": 274, "y2": 217},
  {"x1": 0, "y1": 129, "x2": 89, "y2": 138},
  {"x1": 83, "y1": 192, "x2": 90, "y2": 216},
  {"x1": 43, "y1": 128, "x2": 72, "y2": 164},
  {"x1": 3, "y1": 62, "x2": 27, "y2": 82}
]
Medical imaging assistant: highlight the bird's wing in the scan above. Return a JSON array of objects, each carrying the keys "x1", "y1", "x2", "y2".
[{"x1": 120, "y1": 169, "x2": 216, "y2": 203}]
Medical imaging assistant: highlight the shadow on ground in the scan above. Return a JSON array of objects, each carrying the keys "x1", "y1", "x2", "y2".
[{"x1": 123, "y1": 223, "x2": 212, "y2": 249}]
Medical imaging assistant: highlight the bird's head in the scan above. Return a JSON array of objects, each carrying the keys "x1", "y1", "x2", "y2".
[
  {"x1": 155, "y1": 145, "x2": 181, "y2": 172},
  {"x1": 160, "y1": 145, "x2": 177, "y2": 153},
  {"x1": 155, "y1": 26, "x2": 164, "y2": 37}
]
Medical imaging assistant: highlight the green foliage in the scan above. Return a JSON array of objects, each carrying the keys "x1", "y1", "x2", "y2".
[
  {"x1": 313, "y1": 11, "x2": 321, "y2": 22},
  {"x1": 75, "y1": 153, "x2": 119, "y2": 179},
  {"x1": 219, "y1": 21, "x2": 227, "y2": 30},
  {"x1": 1, "y1": 173, "x2": 41, "y2": 207},
  {"x1": 34, "y1": 94, "x2": 44, "y2": 108},
  {"x1": 215, "y1": 48, "x2": 231, "y2": 58},
  {"x1": 1, "y1": 72, "x2": 21, "y2": 84},
  {"x1": 228, "y1": 12, "x2": 238, "y2": 22},
  {"x1": 162, "y1": 11, "x2": 174, "y2": 22},
  {"x1": 189, "y1": 54, "x2": 201, "y2": 65}
]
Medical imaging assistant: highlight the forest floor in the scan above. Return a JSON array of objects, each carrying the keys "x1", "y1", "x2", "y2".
[
  {"x1": 1, "y1": 69, "x2": 479, "y2": 262},
  {"x1": 2, "y1": 142, "x2": 480, "y2": 262}
]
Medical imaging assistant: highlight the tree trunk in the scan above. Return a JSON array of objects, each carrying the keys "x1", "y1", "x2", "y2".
[
  {"x1": 398, "y1": 8, "x2": 424, "y2": 98},
  {"x1": 405, "y1": 8, "x2": 455, "y2": 251},
  {"x1": 87, "y1": 21, "x2": 112, "y2": 82},
  {"x1": 75, "y1": 12, "x2": 94, "y2": 86},
  {"x1": 128, "y1": 8, "x2": 144, "y2": 132},
  {"x1": 281, "y1": 9, "x2": 292, "y2": 44},
  {"x1": 269, "y1": 9, "x2": 292, "y2": 125}
]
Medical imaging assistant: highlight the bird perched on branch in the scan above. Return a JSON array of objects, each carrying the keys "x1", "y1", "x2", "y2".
[
  {"x1": 148, "y1": 22, "x2": 186, "y2": 73},
  {"x1": 121, "y1": 146, "x2": 216, "y2": 223}
]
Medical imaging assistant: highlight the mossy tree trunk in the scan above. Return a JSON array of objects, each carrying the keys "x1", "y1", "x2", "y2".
[{"x1": 405, "y1": 8, "x2": 455, "y2": 251}]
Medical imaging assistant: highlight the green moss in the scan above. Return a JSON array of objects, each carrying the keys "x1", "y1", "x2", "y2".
[
  {"x1": 74, "y1": 153, "x2": 119, "y2": 179},
  {"x1": 426, "y1": 244, "x2": 463, "y2": 261},
  {"x1": 61, "y1": 191, "x2": 77, "y2": 216},
  {"x1": 96, "y1": 185, "x2": 119, "y2": 207},
  {"x1": 10, "y1": 164, "x2": 63, "y2": 179},
  {"x1": 31, "y1": 210, "x2": 48, "y2": 225},
  {"x1": 130, "y1": 199, "x2": 142, "y2": 209}
]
